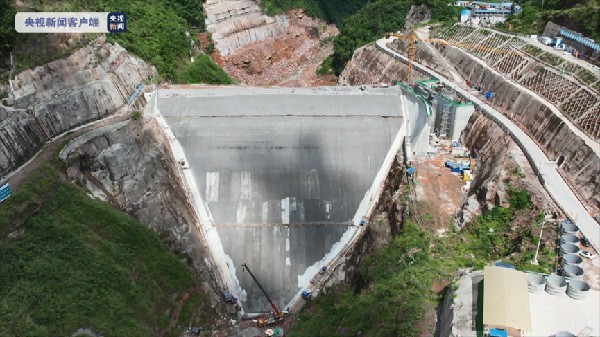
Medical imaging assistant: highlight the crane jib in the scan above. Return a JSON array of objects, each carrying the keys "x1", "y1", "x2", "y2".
[{"x1": 242, "y1": 263, "x2": 282, "y2": 316}]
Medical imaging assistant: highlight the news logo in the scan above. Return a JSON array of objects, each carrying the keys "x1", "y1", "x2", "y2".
[
  {"x1": 107, "y1": 12, "x2": 126, "y2": 33},
  {"x1": 15, "y1": 12, "x2": 127, "y2": 33}
]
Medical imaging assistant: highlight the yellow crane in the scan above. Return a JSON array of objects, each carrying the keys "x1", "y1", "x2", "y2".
[
  {"x1": 385, "y1": 30, "x2": 418, "y2": 83},
  {"x1": 385, "y1": 29, "x2": 521, "y2": 83}
]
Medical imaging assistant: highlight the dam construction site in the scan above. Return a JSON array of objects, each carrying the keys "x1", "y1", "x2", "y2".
[{"x1": 1, "y1": 1, "x2": 599, "y2": 336}]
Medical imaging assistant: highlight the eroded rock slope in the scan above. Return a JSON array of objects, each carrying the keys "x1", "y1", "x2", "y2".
[
  {"x1": 204, "y1": 0, "x2": 289, "y2": 56},
  {"x1": 340, "y1": 35, "x2": 600, "y2": 215},
  {"x1": 60, "y1": 119, "x2": 225, "y2": 308},
  {"x1": 0, "y1": 36, "x2": 155, "y2": 177},
  {"x1": 438, "y1": 46, "x2": 600, "y2": 214}
]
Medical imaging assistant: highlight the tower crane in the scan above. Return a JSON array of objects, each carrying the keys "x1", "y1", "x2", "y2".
[
  {"x1": 241, "y1": 263, "x2": 284, "y2": 327},
  {"x1": 385, "y1": 29, "x2": 522, "y2": 83}
]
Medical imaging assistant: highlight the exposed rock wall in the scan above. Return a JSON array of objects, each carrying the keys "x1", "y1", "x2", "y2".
[
  {"x1": 204, "y1": 0, "x2": 289, "y2": 55},
  {"x1": 339, "y1": 45, "x2": 413, "y2": 85},
  {"x1": 339, "y1": 42, "x2": 451, "y2": 86},
  {"x1": 0, "y1": 108, "x2": 47, "y2": 177},
  {"x1": 0, "y1": 36, "x2": 156, "y2": 177},
  {"x1": 439, "y1": 46, "x2": 600, "y2": 213},
  {"x1": 340, "y1": 39, "x2": 599, "y2": 214},
  {"x1": 457, "y1": 111, "x2": 513, "y2": 225},
  {"x1": 61, "y1": 119, "x2": 225, "y2": 308},
  {"x1": 458, "y1": 111, "x2": 562, "y2": 225}
]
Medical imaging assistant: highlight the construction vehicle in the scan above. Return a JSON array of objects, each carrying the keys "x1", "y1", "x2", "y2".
[{"x1": 241, "y1": 263, "x2": 284, "y2": 327}]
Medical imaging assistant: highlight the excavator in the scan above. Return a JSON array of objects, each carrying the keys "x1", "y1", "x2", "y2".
[{"x1": 241, "y1": 263, "x2": 285, "y2": 327}]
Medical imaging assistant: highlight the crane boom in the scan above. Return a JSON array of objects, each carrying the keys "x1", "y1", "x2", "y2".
[
  {"x1": 385, "y1": 29, "x2": 521, "y2": 83},
  {"x1": 242, "y1": 263, "x2": 283, "y2": 318}
]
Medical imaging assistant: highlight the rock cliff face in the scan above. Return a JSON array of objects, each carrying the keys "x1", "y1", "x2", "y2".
[
  {"x1": 340, "y1": 39, "x2": 599, "y2": 214},
  {"x1": 204, "y1": 0, "x2": 289, "y2": 56},
  {"x1": 457, "y1": 111, "x2": 512, "y2": 224},
  {"x1": 439, "y1": 47, "x2": 600, "y2": 213},
  {"x1": 339, "y1": 41, "x2": 451, "y2": 85},
  {"x1": 458, "y1": 111, "x2": 562, "y2": 225},
  {"x1": 0, "y1": 107, "x2": 47, "y2": 178},
  {"x1": 0, "y1": 36, "x2": 156, "y2": 177},
  {"x1": 60, "y1": 119, "x2": 224, "y2": 307}
]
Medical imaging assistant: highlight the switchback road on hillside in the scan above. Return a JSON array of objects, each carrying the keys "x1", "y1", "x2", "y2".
[{"x1": 376, "y1": 37, "x2": 600, "y2": 252}]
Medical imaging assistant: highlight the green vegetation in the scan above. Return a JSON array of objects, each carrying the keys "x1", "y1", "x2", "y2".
[
  {"x1": 131, "y1": 110, "x2": 142, "y2": 120},
  {"x1": 289, "y1": 186, "x2": 554, "y2": 336},
  {"x1": 498, "y1": 0, "x2": 600, "y2": 42},
  {"x1": 539, "y1": 52, "x2": 564, "y2": 66},
  {"x1": 0, "y1": 0, "x2": 17, "y2": 72},
  {"x1": 177, "y1": 54, "x2": 234, "y2": 84},
  {"x1": 1, "y1": 0, "x2": 233, "y2": 84},
  {"x1": 258, "y1": 0, "x2": 459, "y2": 75},
  {"x1": 260, "y1": 0, "x2": 371, "y2": 24},
  {"x1": 317, "y1": 55, "x2": 334, "y2": 75},
  {"x1": 330, "y1": 0, "x2": 458, "y2": 74},
  {"x1": 0, "y1": 156, "x2": 218, "y2": 337}
]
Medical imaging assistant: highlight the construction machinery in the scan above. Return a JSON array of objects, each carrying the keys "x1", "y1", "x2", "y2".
[
  {"x1": 241, "y1": 263, "x2": 284, "y2": 327},
  {"x1": 384, "y1": 29, "x2": 522, "y2": 83}
]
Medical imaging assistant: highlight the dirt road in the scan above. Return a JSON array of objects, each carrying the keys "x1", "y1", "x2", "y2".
[{"x1": 7, "y1": 111, "x2": 131, "y2": 192}]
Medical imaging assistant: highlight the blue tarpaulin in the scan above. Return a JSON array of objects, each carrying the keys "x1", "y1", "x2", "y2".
[
  {"x1": 0, "y1": 183, "x2": 11, "y2": 203},
  {"x1": 489, "y1": 328, "x2": 508, "y2": 337},
  {"x1": 407, "y1": 167, "x2": 416, "y2": 175},
  {"x1": 494, "y1": 262, "x2": 515, "y2": 269}
]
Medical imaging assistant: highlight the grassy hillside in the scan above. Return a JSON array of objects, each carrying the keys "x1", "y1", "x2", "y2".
[
  {"x1": 0, "y1": 0, "x2": 232, "y2": 84},
  {"x1": 288, "y1": 187, "x2": 554, "y2": 337},
  {"x1": 0, "y1": 156, "x2": 219, "y2": 337}
]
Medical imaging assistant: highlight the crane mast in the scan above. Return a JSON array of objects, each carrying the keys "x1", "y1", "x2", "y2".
[{"x1": 241, "y1": 263, "x2": 283, "y2": 319}]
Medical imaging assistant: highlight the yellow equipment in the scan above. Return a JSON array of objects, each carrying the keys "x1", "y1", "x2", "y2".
[{"x1": 385, "y1": 29, "x2": 522, "y2": 83}]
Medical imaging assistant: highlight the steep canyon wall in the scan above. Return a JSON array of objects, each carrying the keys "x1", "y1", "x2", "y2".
[
  {"x1": 0, "y1": 36, "x2": 155, "y2": 178},
  {"x1": 60, "y1": 120, "x2": 226, "y2": 308},
  {"x1": 438, "y1": 46, "x2": 600, "y2": 213}
]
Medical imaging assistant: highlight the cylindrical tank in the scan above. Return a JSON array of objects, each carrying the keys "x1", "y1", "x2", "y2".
[
  {"x1": 553, "y1": 332, "x2": 575, "y2": 337},
  {"x1": 561, "y1": 222, "x2": 579, "y2": 235},
  {"x1": 560, "y1": 243, "x2": 580, "y2": 256},
  {"x1": 560, "y1": 234, "x2": 579, "y2": 245},
  {"x1": 563, "y1": 264, "x2": 584, "y2": 279},
  {"x1": 545, "y1": 275, "x2": 567, "y2": 295},
  {"x1": 526, "y1": 273, "x2": 545, "y2": 293},
  {"x1": 562, "y1": 253, "x2": 583, "y2": 267},
  {"x1": 566, "y1": 280, "x2": 590, "y2": 300}
]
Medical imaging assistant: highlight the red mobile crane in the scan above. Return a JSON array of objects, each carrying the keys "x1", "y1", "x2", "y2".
[{"x1": 241, "y1": 263, "x2": 284, "y2": 327}]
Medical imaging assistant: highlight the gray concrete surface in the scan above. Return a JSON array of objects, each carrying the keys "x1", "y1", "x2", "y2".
[{"x1": 157, "y1": 86, "x2": 405, "y2": 311}]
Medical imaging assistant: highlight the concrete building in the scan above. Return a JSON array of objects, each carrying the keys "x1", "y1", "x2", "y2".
[
  {"x1": 459, "y1": 2, "x2": 520, "y2": 24},
  {"x1": 542, "y1": 22, "x2": 600, "y2": 62},
  {"x1": 416, "y1": 80, "x2": 475, "y2": 140},
  {"x1": 483, "y1": 266, "x2": 532, "y2": 337}
]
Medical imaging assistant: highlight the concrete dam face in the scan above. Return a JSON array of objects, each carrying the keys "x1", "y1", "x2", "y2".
[{"x1": 156, "y1": 86, "x2": 407, "y2": 312}]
